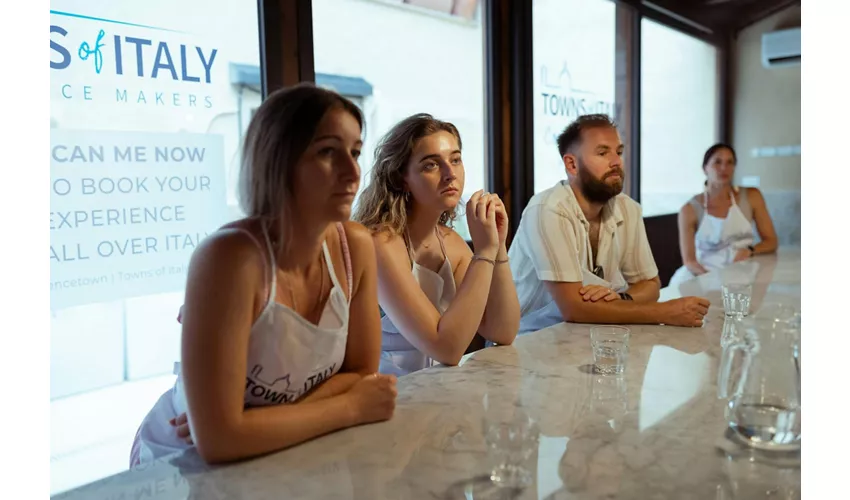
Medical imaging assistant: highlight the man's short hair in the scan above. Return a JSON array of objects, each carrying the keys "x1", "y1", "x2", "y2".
[{"x1": 556, "y1": 114, "x2": 618, "y2": 157}]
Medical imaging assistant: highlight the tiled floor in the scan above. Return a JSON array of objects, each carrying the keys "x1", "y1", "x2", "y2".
[{"x1": 51, "y1": 374, "x2": 176, "y2": 495}]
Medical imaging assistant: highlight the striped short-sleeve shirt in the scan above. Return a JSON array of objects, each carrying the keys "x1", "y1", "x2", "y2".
[{"x1": 508, "y1": 180, "x2": 659, "y2": 317}]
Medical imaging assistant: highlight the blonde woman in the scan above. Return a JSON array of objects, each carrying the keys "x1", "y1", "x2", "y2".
[
  {"x1": 353, "y1": 114, "x2": 520, "y2": 376},
  {"x1": 129, "y1": 84, "x2": 397, "y2": 466}
]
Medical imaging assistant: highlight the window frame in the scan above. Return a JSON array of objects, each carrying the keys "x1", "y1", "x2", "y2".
[
  {"x1": 260, "y1": 0, "x2": 730, "y2": 235},
  {"x1": 630, "y1": 4, "x2": 726, "y2": 206},
  {"x1": 615, "y1": 0, "x2": 732, "y2": 203}
]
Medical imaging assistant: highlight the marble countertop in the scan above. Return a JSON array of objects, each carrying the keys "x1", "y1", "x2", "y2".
[{"x1": 54, "y1": 249, "x2": 801, "y2": 500}]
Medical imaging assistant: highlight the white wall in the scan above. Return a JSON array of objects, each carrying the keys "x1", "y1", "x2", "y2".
[{"x1": 732, "y1": 5, "x2": 801, "y2": 245}]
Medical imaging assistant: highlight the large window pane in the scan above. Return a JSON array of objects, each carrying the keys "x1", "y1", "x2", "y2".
[
  {"x1": 50, "y1": 1, "x2": 259, "y2": 493},
  {"x1": 640, "y1": 19, "x2": 719, "y2": 216},
  {"x1": 533, "y1": 0, "x2": 618, "y2": 194},
  {"x1": 312, "y1": 0, "x2": 486, "y2": 240}
]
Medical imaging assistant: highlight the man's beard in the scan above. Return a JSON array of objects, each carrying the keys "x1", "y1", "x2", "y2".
[{"x1": 577, "y1": 160, "x2": 624, "y2": 204}]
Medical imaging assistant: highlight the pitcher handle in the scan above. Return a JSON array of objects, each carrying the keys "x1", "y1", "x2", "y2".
[{"x1": 718, "y1": 341, "x2": 749, "y2": 400}]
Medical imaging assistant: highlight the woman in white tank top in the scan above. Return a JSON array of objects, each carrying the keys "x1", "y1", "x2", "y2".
[
  {"x1": 670, "y1": 143, "x2": 779, "y2": 287},
  {"x1": 353, "y1": 114, "x2": 521, "y2": 376},
  {"x1": 129, "y1": 84, "x2": 397, "y2": 466}
]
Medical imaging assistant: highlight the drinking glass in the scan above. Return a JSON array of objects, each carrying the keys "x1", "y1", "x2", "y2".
[
  {"x1": 722, "y1": 283, "x2": 753, "y2": 318},
  {"x1": 590, "y1": 326, "x2": 630, "y2": 375}
]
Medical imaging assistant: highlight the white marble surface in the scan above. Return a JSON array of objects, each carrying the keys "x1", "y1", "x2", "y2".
[{"x1": 53, "y1": 249, "x2": 801, "y2": 500}]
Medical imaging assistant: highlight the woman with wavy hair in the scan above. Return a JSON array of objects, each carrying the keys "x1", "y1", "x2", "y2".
[{"x1": 353, "y1": 113, "x2": 520, "y2": 376}]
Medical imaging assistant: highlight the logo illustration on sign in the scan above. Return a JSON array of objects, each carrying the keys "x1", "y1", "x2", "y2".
[{"x1": 538, "y1": 62, "x2": 621, "y2": 144}]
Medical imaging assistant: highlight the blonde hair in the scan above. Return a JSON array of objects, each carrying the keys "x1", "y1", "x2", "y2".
[
  {"x1": 238, "y1": 83, "x2": 362, "y2": 245},
  {"x1": 353, "y1": 113, "x2": 461, "y2": 235}
]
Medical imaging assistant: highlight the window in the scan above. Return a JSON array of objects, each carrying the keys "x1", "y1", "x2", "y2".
[
  {"x1": 640, "y1": 19, "x2": 719, "y2": 217},
  {"x1": 532, "y1": 0, "x2": 618, "y2": 194},
  {"x1": 312, "y1": 0, "x2": 486, "y2": 240},
  {"x1": 49, "y1": 1, "x2": 260, "y2": 493}
]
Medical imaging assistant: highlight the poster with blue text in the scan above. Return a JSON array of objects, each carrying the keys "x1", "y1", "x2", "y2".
[
  {"x1": 50, "y1": 131, "x2": 227, "y2": 309},
  {"x1": 50, "y1": 4, "x2": 237, "y2": 309}
]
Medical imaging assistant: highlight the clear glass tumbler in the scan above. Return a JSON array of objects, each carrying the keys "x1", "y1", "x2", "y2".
[
  {"x1": 590, "y1": 326, "x2": 630, "y2": 375},
  {"x1": 722, "y1": 283, "x2": 753, "y2": 318}
]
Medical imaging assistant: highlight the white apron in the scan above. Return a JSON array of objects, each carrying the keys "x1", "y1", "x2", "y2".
[
  {"x1": 131, "y1": 224, "x2": 352, "y2": 465},
  {"x1": 379, "y1": 228, "x2": 456, "y2": 377},
  {"x1": 518, "y1": 244, "x2": 629, "y2": 335},
  {"x1": 669, "y1": 189, "x2": 755, "y2": 288}
]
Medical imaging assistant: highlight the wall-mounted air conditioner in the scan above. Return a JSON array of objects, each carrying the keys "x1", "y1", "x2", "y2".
[{"x1": 762, "y1": 26, "x2": 801, "y2": 68}]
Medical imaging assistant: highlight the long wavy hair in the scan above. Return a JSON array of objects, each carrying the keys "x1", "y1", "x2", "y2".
[{"x1": 353, "y1": 113, "x2": 462, "y2": 235}]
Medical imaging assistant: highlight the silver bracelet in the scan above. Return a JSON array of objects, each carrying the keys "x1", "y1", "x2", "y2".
[{"x1": 471, "y1": 255, "x2": 496, "y2": 266}]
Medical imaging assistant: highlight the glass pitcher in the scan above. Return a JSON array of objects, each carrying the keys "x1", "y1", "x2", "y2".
[{"x1": 718, "y1": 316, "x2": 801, "y2": 451}]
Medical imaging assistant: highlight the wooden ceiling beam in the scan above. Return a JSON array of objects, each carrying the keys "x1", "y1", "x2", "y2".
[{"x1": 619, "y1": 0, "x2": 800, "y2": 35}]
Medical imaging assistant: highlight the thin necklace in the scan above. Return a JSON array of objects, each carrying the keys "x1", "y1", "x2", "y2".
[
  {"x1": 285, "y1": 248, "x2": 326, "y2": 315},
  {"x1": 269, "y1": 226, "x2": 326, "y2": 314}
]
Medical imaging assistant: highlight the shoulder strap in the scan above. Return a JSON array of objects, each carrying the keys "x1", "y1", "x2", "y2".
[
  {"x1": 736, "y1": 187, "x2": 754, "y2": 220},
  {"x1": 335, "y1": 223, "x2": 353, "y2": 301},
  {"x1": 258, "y1": 224, "x2": 277, "y2": 308},
  {"x1": 435, "y1": 226, "x2": 449, "y2": 262},
  {"x1": 690, "y1": 196, "x2": 705, "y2": 225},
  {"x1": 402, "y1": 229, "x2": 415, "y2": 270}
]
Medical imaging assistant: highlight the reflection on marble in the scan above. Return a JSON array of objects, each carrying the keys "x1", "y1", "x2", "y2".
[
  {"x1": 639, "y1": 346, "x2": 712, "y2": 431},
  {"x1": 53, "y1": 250, "x2": 801, "y2": 500}
]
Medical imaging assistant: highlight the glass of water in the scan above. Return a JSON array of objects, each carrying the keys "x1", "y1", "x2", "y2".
[
  {"x1": 722, "y1": 283, "x2": 753, "y2": 318},
  {"x1": 590, "y1": 326, "x2": 630, "y2": 375}
]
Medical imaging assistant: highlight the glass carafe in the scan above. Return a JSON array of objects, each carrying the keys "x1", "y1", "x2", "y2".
[{"x1": 718, "y1": 317, "x2": 800, "y2": 451}]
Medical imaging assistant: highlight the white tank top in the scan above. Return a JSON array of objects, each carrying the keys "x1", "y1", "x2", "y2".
[
  {"x1": 240, "y1": 222, "x2": 352, "y2": 407},
  {"x1": 379, "y1": 227, "x2": 456, "y2": 376},
  {"x1": 692, "y1": 189, "x2": 755, "y2": 271},
  {"x1": 133, "y1": 223, "x2": 352, "y2": 464},
  {"x1": 668, "y1": 189, "x2": 757, "y2": 290}
]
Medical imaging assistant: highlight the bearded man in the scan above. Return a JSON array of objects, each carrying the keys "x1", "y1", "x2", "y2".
[{"x1": 508, "y1": 114, "x2": 709, "y2": 333}]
